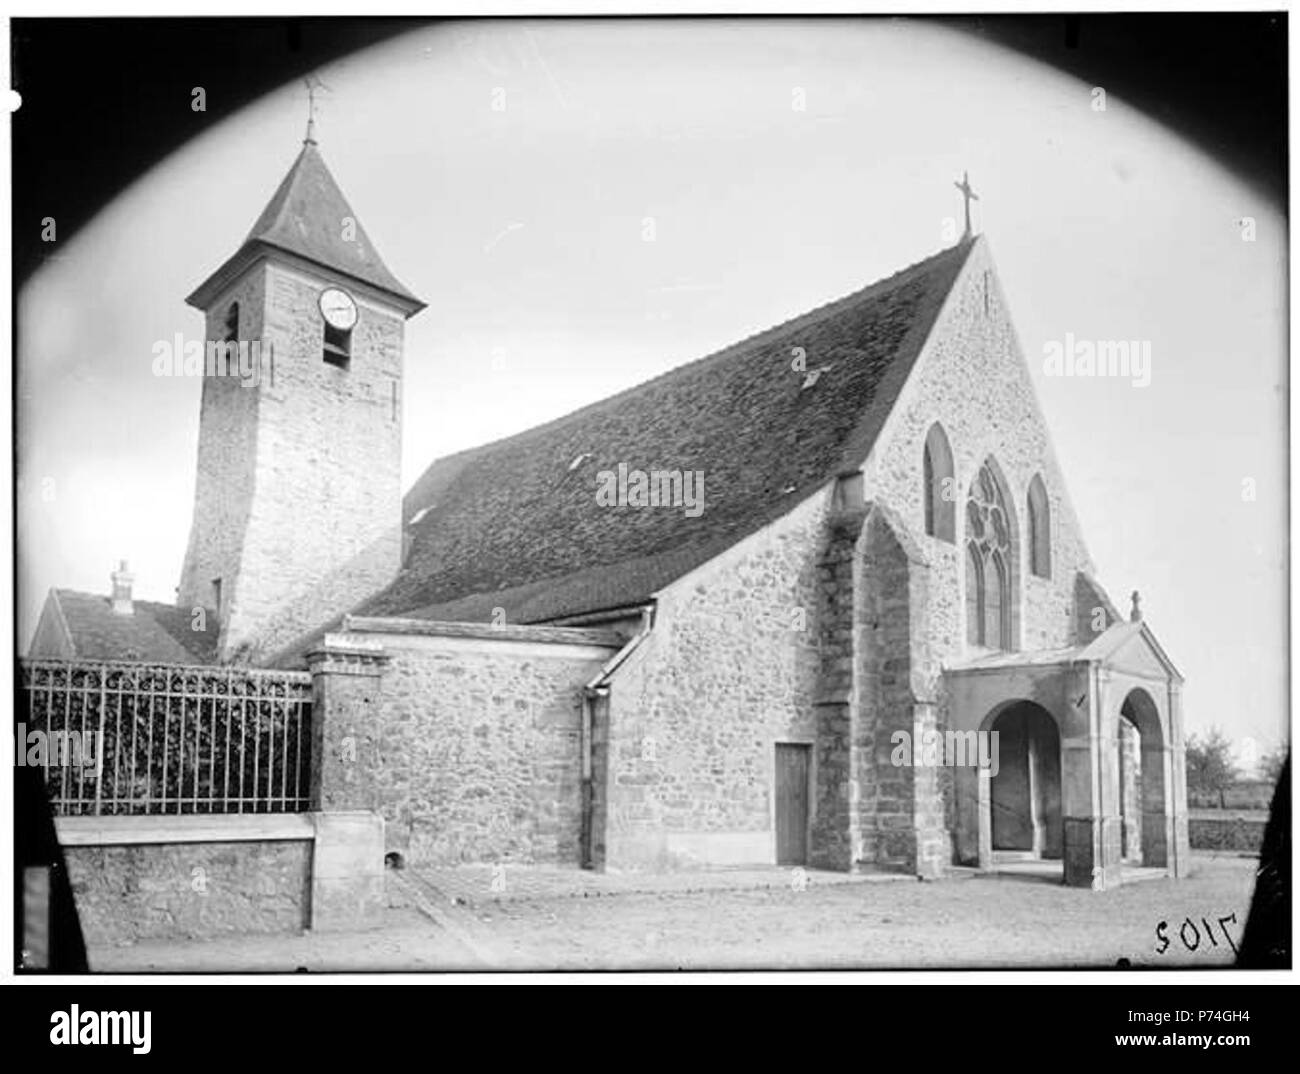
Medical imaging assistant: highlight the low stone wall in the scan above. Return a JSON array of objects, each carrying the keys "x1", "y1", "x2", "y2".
[
  {"x1": 57, "y1": 812, "x2": 383, "y2": 946},
  {"x1": 1188, "y1": 813, "x2": 1267, "y2": 853}
]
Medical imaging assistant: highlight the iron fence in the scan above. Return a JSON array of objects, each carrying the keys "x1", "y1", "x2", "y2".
[{"x1": 18, "y1": 660, "x2": 314, "y2": 816}]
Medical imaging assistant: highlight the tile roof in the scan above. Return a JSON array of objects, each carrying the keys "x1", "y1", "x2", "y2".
[
  {"x1": 361, "y1": 239, "x2": 975, "y2": 627},
  {"x1": 49, "y1": 590, "x2": 220, "y2": 666},
  {"x1": 187, "y1": 141, "x2": 423, "y2": 311}
]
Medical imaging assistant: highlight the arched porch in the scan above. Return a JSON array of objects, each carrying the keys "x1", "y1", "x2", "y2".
[{"x1": 945, "y1": 619, "x2": 1188, "y2": 890}]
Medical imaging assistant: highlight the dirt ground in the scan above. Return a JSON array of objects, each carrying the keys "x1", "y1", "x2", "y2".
[{"x1": 90, "y1": 853, "x2": 1259, "y2": 973}]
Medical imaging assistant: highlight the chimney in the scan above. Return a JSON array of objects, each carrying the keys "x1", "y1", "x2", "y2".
[
  {"x1": 1129, "y1": 590, "x2": 1143, "y2": 623},
  {"x1": 111, "y1": 560, "x2": 134, "y2": 615}
]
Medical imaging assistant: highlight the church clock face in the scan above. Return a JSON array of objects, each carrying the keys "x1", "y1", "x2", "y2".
[{"x1": 319, "y1": 287, "x2": 358, "y2": 331}]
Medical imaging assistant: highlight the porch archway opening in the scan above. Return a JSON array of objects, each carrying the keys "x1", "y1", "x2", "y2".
[
  {"x1": 982, "y1": 700, "x2": 1063, "y2": 863},
  {"x1": 1120, "y1": 687, "x2": 1168, "y2": 869}
]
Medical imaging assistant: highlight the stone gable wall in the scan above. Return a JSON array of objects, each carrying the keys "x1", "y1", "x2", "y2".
[
  {"x1": 860, "y1": 240, "x2": 1096, "y2": 667},
  {"x1": 859, "y1": 242, "x2": 1103, "y2": 862}
]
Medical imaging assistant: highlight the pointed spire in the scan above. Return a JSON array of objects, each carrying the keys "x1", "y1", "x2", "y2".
[{"x1": 186, "y1": 136, "x2": 423, "y2": 316}]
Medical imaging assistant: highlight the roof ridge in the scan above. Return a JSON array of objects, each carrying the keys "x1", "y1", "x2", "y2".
[
  {"x1": 53, "y1": 587, "x2": 104, "y2": 601},
  {"x1": 54, "y1": 586, "x2": 150, "y2": 605},
  {"x1": 407, "y1": 239, "x2": 974, "y2": 487}
]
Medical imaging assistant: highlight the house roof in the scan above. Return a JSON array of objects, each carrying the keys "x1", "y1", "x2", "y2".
[
  {"x1": 47, "y1": 589, "x2": 220, "y2": 666},
  {"x1": 186, "y1": 140, "x2": 423, "y2": 313},
  {"x1": 358, "y1": 238, "x2": 976, "y2": 628}
]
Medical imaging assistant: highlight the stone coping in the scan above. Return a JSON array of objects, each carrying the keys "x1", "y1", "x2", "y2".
[
  {"x1": 339, "y1": 615, "x2": 625, "y2": 650},
  {"x1": 55, "y1": 813, "x2": 316, "y2": 846},
  {"x1": 21, "y1": 657, "x2": 312, "y2": 682}
]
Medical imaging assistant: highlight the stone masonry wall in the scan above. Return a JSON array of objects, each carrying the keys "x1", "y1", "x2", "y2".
[
  {"x1": 602, "y1": 490, "x2": 831, "y2": 869},
  {"x1": 603, "y1": 239, "x2": 1104, "y2": 873},
  {"x1": 64, "y1": 839, "x2": 311, "y2": 946},
  {"x1": 859, "y1": 240, "x2": 1102, "y2": 863},
  {"x1": 1188, "y1": 815, "x2": 1267, "y2": 853},
  {"x1": 235, "y1": 264, "x2": 407, "y2": 662},
  {"x1": 176, "y1": 268, "x2": 266, "y2": 618},
  {"x1": 854, "y1": 506, "x2": 949, "y2": 876},
  {"x1": 808, "y1": 507, "x2": 859, "y2": 871},
  {"x1": 334, "y1": 634, "x2": 614, "y2": 866},
  {"x1": 181, "y1": 260, "x2": 407, "y2": 663},
  {"x1": 860, "y1": 240, "x2": 1096, "y2": 665}
]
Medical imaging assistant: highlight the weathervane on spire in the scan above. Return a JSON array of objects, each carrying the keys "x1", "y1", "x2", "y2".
[
  {"x1": 954, "y1": 170, "x2": 979, "y2": 239},
  {"x1": 303, "y1": 74, "x2": 331, "y2": 145}
]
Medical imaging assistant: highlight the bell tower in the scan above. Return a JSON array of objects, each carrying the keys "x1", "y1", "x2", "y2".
[{"x1": 177, "y1": 130, "x2": 424, "y2": 662}]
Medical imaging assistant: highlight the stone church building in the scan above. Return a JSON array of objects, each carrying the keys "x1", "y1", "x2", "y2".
[{"x1": 32, "y1": 135, "x2": 1190, "y2": 890}]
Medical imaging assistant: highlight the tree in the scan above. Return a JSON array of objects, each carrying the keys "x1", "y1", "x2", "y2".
[
  {"x1": 1259, "y1": 746, "x2": 1289, "y2": 786},
  {"x1": 1185, "y1": 728, "x2": 1239, "y2": 809}
]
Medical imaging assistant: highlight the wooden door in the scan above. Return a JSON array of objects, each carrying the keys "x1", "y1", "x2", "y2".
[{"x1": 775, "y1": 743, "x2": 810, "y2": 865}]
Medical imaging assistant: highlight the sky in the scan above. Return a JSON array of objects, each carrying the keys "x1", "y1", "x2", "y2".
[{"x1": 17, "y1": 18, "x2": 1287, "y2": 759}]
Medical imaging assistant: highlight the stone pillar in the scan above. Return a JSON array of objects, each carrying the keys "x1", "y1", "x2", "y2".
[
  {"x1": 1035, "y1": 720, "x2": 1064, "y2": 860},
  {"x1": 305, "y1": 637, "x2": 390, "y2": 930},
  {"x1": 975, "y1": 765, "x2": 992, "y2": 868},
  {"x1": 1097, "y1": 708, "x2": 1125, "y2": 886},
  {"x1": 1140, "y1": 741, "x2": 1170, "y2": 869},
  {"x1": 1026, "y1": 727, "x2": 1042, "y2": 856},
  {"x1": 1116, "y1": 719, "x2": 1139, "y2": 861},
  {"x1": 910, "y1": 701, "x2": 949, "y2": 879},
  {"x1": 1167, "y1": 682, "x2": 1191, "y2": 877},
  {"x1": 1060, "y1": 737, "x2": 1101, "y2": 887},
  {"x1": 810, "y1": 701, "x2": 851, "y2": 871},
  {"x1": 948, "y1": 743, "x2": 977, "y2": 866},
  {"x1": 1060, "y1": 665, "x2": 1123, "y2": 889},
  {"x1": 307, "y1": 637, "x2": 390, "y2": 812}
]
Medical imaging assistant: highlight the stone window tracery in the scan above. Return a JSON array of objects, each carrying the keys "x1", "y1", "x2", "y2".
[{"x1": 966, "y1": 461, "x2": 1012, "y2": 649}]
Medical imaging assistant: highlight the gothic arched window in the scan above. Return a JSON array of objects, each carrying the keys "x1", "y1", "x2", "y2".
[
  {"x1": 1027, "y1": 474, "x2": 1051, "y2": 579},
  {"x1": 966, "y1": 460, "x2": 1013, "y2": 649},
  {"x1": 922, "y1": 423, "x2": 955, "y2": 542}
]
